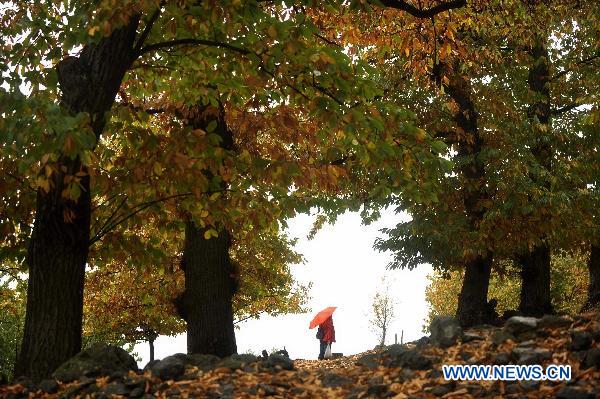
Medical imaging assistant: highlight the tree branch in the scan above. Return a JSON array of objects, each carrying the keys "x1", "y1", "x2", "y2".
[
  {"x1": 137, "y1": 38, "x2": 251, "y2": 57},
  {"x1": 375, "y1": 0, "x2": 466, "y2": 18},
  {"x1": 133, "y1": 1, "x2": 166, "y2": 53}
]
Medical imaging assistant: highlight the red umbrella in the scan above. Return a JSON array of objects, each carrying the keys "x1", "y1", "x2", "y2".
[{"x1": 309, "y1": 306, "x2": 337, "y2": 329}]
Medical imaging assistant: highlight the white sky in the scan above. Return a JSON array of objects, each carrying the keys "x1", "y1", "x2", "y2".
[{"x1": 134, "y1": 208, "x2": 433, "y2": 365}]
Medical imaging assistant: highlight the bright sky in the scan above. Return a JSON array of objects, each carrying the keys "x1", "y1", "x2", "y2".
[{"x1": 134, "y1": 209, "x2": 433, "y2": 366}]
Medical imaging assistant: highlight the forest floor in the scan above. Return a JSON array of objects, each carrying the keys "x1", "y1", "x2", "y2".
[{"x1": 2, "y1": 312, "x2": 600, "y2": 398}]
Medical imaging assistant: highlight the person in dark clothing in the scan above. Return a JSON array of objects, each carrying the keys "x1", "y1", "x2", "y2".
[{"x1": 317, "y1": 315, "x2": 336, "y2": 360}]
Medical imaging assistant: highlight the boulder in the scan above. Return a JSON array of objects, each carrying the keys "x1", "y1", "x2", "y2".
[
  {"x1": 319, "y1": 372, "x2": 352, "y2": 388},
  {"x1": 430, "y1": 316, "x2": 463, "y2": 348},
  {"x1": 491, "y1": 330, "x2": 515, "y2": 345},
  {"x1": 188, "y1": 354, "x2": 220, "y2": 371},
  {"x1": 511, "y1": 347, "x2": 552, "y2": 365},
  {"x1": 262, "y1": 354, "x2": 294, "y2": 371},
  {"x1": 570, "y1": 331, "x2": 593, "y2": 351},
  {"x1": 556, "y1": 387, "x2": 596, "y2": 399},
  {"x1": 504, "y1": 316, "x2": 539, "y2": 339},
  {"x1": 384, "y1": 345, "x2": 432, "y2": 370},
  {"x1": 462, "y1": 333, "x2": 485, "y2": 343},
  {"x1": 538, "y1": 315, "x2": 572, "y2": 329},
  {"x1": 149, "y1": 354, "x2": 188, "y2": 380},
  {"x1": 52, "y1": 343, "x2": 138, "y2": 383},
  {"x1": 582, "y1": 348, "x2": 600, "y2": 369}
]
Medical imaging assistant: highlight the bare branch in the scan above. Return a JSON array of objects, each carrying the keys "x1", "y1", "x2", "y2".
[
  {"x1": 137, "y1": 38, "x2": 251, "y2": 57},
  {"x1": 375, "y1": 0, "x2": 466, "y2": 18}
]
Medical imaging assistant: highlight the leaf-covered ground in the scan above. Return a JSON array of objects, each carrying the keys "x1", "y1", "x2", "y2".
[{"x1": 3, "y1": 312, "x2": 600, "y2": 398}]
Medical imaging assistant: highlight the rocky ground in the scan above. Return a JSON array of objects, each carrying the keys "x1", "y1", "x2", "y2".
[{"x1": 2, "y1": 312, "x2": 600, "y2": 398}]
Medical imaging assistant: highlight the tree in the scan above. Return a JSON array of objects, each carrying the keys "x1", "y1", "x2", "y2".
[
  {"x1": 0, "y1": 0, "x2": 463, "y2": 378},
  {"x1": 369, "y1": 277, "x2": 396, "y2": 347},
  {"x1": 425, "y1": 251, "x2": 589, "y2": 330}
]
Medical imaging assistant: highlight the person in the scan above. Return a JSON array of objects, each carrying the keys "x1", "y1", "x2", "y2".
[{"x1": 317, "y1": 315, "x2": 336, "y2": 360}]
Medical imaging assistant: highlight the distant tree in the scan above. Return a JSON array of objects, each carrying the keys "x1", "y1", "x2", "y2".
[
  {"x1": 424, "y1": 251, "x2": 589, "y2": 331},
  {"x1": 0, "y1": 277, "x2": 26, "y2": 382},
  {"x1": 370, "y1": 278, "x2": 396, "y2": 347}
]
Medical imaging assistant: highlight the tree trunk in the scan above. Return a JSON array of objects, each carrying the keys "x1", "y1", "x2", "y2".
[
  {"x1": 456, "y1": 255, "x2": 493, "y2": 327},
  {"x1": 181, "y1": 221, "x2": 237, "y2": 357},
  {"x1": 584, "y1": 245, "x2": 600, "y2": 310},
  {"x1": 15, "y1": 19, "x2": 139, "y2": 381},
  {"x1": 149, "y1": 338, "x2": 155, "y2": 363},
  {"x1": 518, "y1": 245, "x2": 553, "y2": 316},
  {"x1": 438, "y1": 64, "x2": 493, "y2": 327},
  {"x1": 517, "y1": 39, "x2": 553, "y2": 317}
]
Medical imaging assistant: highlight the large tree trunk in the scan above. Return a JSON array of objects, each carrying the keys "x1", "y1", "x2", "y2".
[
  {"x1": 181, "y1": 222, "x2": 237, "y2": 356},
  {"x1": 173, "y1": 105, "x2": 237, "y2": 357},
  {"x1": 15, "y1": 19, "x2": 139, "y2": 381},
  {"x1": 456, "y1": 256, "x2": 493, "y2": 327},
  {"x1": 584, "y1": 245, "x2": 600, "y2": 310},
  {"x1": 518, "y1": 245, "x2": 553, "y2": 316},
  {"x1": 438, "y1": 64, "x2": 493, "y2": 327},
  {"x1": 518, "y1": 39, "x2": 554, "y2": 316}
]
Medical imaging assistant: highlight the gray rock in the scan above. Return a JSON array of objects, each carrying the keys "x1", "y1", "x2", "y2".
[
  {"x1": 491, "y1": 330, "x2": 515, "y2": 345},
  {"x1": 52, "y1": 343, "x2": 138, "y2": 383},
  {"x1": 511, "y1": 347, "x2": 552, "y2": 365},
  {"x1": 492, "y1": 352, "x2": 510, "y2": 365},
  {"x1": 538, "y1": 315, "x2": 572, "y2": 329},
  {"x1": 262, "y1": 354, "x2": 294, "y2": 370},
  {"x1": 384, "y1": 346, "x2": 432, "y2": 370},
  {"x1": 570, "y1": 331, "x2": 593, "y2": 351},
  {"x1": 150, "y1": 355, "x2": 187, "y2": 380},
  {"x1": 431, "y1": 383, "x2": 453, "y2": 396},
  {"x1": 462, "y1": 333, "x2": 484, "y2": 343},
  {"x1": 415, "y1": 336, "x2": 431, "y2": 348},
  {"x1": 129, "y1": 386, "x2": 145, "y2": 398},
  {"x1": 556, "y1": 387, "x2": 596, "y2": 399},
  {"x1": 258, "y1": 383, "x2": 276, "y2": 396},
  {"x1": 100, "y1": 382, "x2": 130, "y2": 396},
  {"x1": 520, "y1": 380, "x2": 540, "y2": 391},
  {"x1": 582, "y1": 348, "x2": 600, "y2": 368},
  {"x1": 38, "y1": 379, "x2": 59, "y2": 394},
  {"x1": 366, "y1": 384, "x2": 388, "y2": 396},
  {"x1": 430, "y1": 316, "x2": 463, "y2": 348},
  {"x1": 356, "y1": 353, "x2": 379, "y2": 369},
  {"x1": 504, "y1": 316, "x2": 539, "y2": 337},
  {"x1": 142, "y1": 360, "x2": 160, "y2": 371},
  {"x1": 320, "y1": 372, "x2": 352, "y2": 388},
  {"x1": 188, "y1": 354, "x2": 220, "y2": 371}
]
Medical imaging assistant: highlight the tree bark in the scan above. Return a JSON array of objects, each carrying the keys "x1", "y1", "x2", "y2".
[
  {"x1": 437, "y1": 64, "x2": 494, "y2": 327},
  {"x1": 15, "y1": 19, "x2": 139, "y2": 381},
  {"x1": 456, "y1": 256, "x2": 493, "y2": 327},
  {"x1": 149, "y1": 338, "x2": 155, "y2": 363},
  {"x1": 174, "y1": 105, "x2": 237, "y2": 357},
  {"x1": 518, "y1": 39, "x2": 554, "y2": 316},
  {"x1": 584, "y1": 245, "x2": 600, "y2": 310},
  {"x1": 181, "y1": 222, "x2": 237, "y2": 356},
  {"x1": 518, "y1": 244, "x2": 552, "y2": 316}
]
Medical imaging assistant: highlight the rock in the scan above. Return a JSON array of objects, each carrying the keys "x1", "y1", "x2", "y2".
[
  {"x1": 258, "y1": 383, "x2": 276, "y2": 396},
  {"x1": 129, "y1": 386, "x2": 145, "y2": 398},
  {"x1": 262, "y1": 354, "x2": 294, "y2": 371},
  {"x1": 150, "y1": 354, "x2": 187, "y2": 380},
  {"x1": 491, "y1": 330, "x2": 515, "y2": 345},
  {"x1": 355, "y1": 353, "x2": 379, "y2": 369},
  {"x1": 366, "y1": 384, "x2": 388, "y2": 396},
  {"x1": 52, "y1": 343, "x2": 138, "y2": 383},
  {"x1": 462, "y1": 333, "x2": 484, "y2": 343},
  {"x1": 520, "y1": 380, "x2": 540, "y2": 391},
  {"x1": 571, "y1": 331, "x2": 593, "y2": 351},
  {"x1": 37, "y1": 379, "x2": 59, "y2": 394},
  {"x1": 556, "y1": 387, "x2": 596, "y2": 399},
  {"x1": 430, "y1": 316, "x2": 463, "y2": 348},
  {"x1": 504, "y1": 316, "x2": 539, "y2": 338},
  {"x1": 188, "y1": 354, "x2": 220, "y2": 371},
  {"x1": 413, "y1": 336, "x2": 431, "y2": 349},
  {"x1": 492, "y1": 352, "x2": 510, "y2": 365},
  {"x1": 582, "y1": 348, "x2": 600, "y2": 368},
  {"x1": 320, "y1": 373, "x2": 352, "y2": 388},
  {"x1": 538, "y1": 315, "x2": 572, "y2": 329},
  {"x1": 384, "y1": 346, "x2": 432, "y2": 370},
  {"x1": 430, "y1": 383, "x2": 453, "y2": 396},
  {"x1": 142, "y1": 360, "x2": 160, "y2": 371},
  {"x1": 100, "y1": 382, "x2": 130, "y2": 396},
  {"x1": 511, "y1": 347, "x2": 552, "y2": 365}
]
